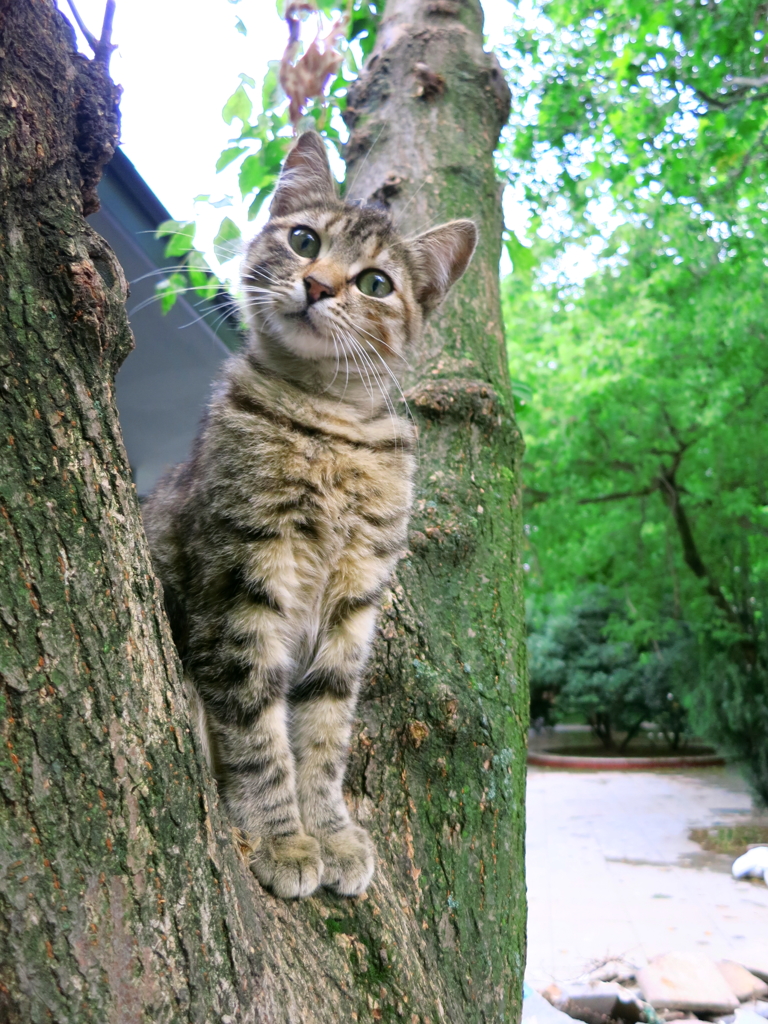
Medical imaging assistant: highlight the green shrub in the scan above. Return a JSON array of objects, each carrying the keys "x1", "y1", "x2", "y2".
[
  {"x1": 528, "y1": 588, "x2": 693, "y2": 751},
  {"x1": 688, "y1": 648, "x2": 768, "y2": 806}
]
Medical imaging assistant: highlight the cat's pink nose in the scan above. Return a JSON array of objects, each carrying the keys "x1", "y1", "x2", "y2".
[{"x1": 304, "y1": 274, "x2": 336, "y2": 304}]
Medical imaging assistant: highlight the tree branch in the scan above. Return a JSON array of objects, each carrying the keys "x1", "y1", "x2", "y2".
[
  {"x1": 691, "y1": 84, "x2": 768, "y2": 110},
  {"x1": 714, "y1": 123, "x2": 768, "y2": 194},
  {"x1": 577, "y1": 487, "x2": 655, "y2": 505},
  {"x1": 65, "y1": 0, "x2": 116, "y2": 67},
  {"x1": 657, "y1": 468, "x2": 733, "y2": 620},
  {"x1": 735, "y1": 371, "x2": 768, "y2": 412},
  {"x1": 523, "y1": 486, "x2": 552, "y2": 505},
  {"x1": 729, "y1": 75, "x2": 768, "y2": 89},
  {"x1": 737, "y1": 516, "x2": 768, "y2": 539}
]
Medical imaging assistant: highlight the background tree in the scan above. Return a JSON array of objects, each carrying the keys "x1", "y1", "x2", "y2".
[
  {"x1": 500, "y1": 0, "x2": 768, "y2": 798},
  {"x1": 0, "y1": 0, "x2": 527, "y2": 1020}
]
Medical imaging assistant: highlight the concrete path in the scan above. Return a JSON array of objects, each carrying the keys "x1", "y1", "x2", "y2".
[{"x1": 525, "y1": 766, "x2": 768, "y2": 988}]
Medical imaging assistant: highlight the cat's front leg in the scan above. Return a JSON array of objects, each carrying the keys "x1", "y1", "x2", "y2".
[
  {"x1": 291, "y1": 692, "x2": 375, "y2": 896},
  {"x1": 193, "y1": 633, "x2": 324, "y2": 898},
  {"x1": 290, "y1": 605, "x2": 378, "y2": 896}
]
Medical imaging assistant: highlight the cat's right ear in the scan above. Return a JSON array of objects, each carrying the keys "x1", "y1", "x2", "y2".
[
  {"x1": 406, "y1": 220, "x2": 478, "y2": 314},
  {"x1": 270, "y1": 131, "x2": 336, "y2": 218}
]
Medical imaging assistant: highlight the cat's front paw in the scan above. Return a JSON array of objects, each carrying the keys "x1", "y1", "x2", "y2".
[
  {"x1": 317, "y1": 824, "x2": 375, "y2": 897},
  {"x1": 250, "y1": 833, "x2": 324, "y2": 899}
]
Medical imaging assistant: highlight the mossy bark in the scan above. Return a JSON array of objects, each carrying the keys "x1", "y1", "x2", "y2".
[
  {"x1": 0, "y1": 1, "x2": 527, "y2": 1022},
  {"x1": 343, "y1": 1, "x2": 528, "y2": 1019}
]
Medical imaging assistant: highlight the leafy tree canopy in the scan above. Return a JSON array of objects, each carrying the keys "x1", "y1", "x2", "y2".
[
  {"x1": 500, "y1": 0, "x2": 768, "y2": 796},
  {"x1": 501, "y1": 0, "x2": 768, "y2": 234}
]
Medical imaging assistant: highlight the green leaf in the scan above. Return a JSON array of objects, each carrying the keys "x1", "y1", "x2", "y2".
[
  {"x1": 187, "y1": 250, "x2": 209, "y2": 273},
  {"x1": 188, "y1": 266, "x2": 218, "y2": 301},
  {"x1": 157, "y1": 272, "x2": 188, "y2": 315},
  {"x1": 238, "y1": 73, "x2": 256, "y2": 88},
  {"x1": 235, "y1": 16, "x2": 246, "y2": 35},
  {"x1": 213, "y1": 217, "x2": 242, "y2": 264},
  {"x1": 216, "y1": 147, "x2": 247, "y2": 172},
  {"x1": 210, "y1": 196, "x2": 233, "y2": 209},
  {"x1": 156, "y1": 220, "x2": 196, "y2": 258},
  {"x1": 510, "y1": 378, "x2": 534, "y2": 403},
  {"x1": 504, "y1": 233, "x2": 537, "y2": 283},
  {"x1": 237, "y1": 123, "x2": 266, "y2": 142},
  {"x1": 222, "y1": 84, "x2": 252, "y2": 126},
  {"x1": 248, "y1": 185, "x2": 277, "y2": 221},
  {"x1": 238, "y1": 155, "x2": 279, "y2": 198},
  {"x1": 193, "y1": 194, "x2": 210, "y2": 203},
  {"x1": 261, "y1": 137, "x2": 290, "y2": 173},
  {"x1": 261, "y1": 62, "x2": 283, "y2": 110},
  {"x1": 155, "y1": 218, "x2": 188, "y2": 240}
]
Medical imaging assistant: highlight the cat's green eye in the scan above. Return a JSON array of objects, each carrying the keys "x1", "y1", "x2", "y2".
[
  {"x1": 356, "y1": 269, "x2": 394, "y2": 298},
  {"x1": 289, "y1": 227, "x2": 321, "y2": 259}
]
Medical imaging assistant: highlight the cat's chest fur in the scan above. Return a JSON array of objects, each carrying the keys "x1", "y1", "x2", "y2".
[{"x1": 168, "y1": 357, "x2": 416, "y2": 640}]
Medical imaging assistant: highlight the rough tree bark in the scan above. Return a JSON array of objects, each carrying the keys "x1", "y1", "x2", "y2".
[
  {"x1": 0, "y1": 1, "x2": 527, "y2": 1022},
  {"x1": 342, "y1": 0, "x2": 528, "y2": 1017}
]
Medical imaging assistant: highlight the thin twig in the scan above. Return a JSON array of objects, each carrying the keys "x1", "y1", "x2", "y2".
[
  {"x1": 715, "y1": 123, "x2": 768, "y2": 194},
  {"x1": 65, "y1": 0, "x2": 97, "y2": 49},
  {"x1": 66, "y1": 0, "x2": 117, "y2": 68},
  {"x1": 96, "y1": 0, "x2": 116, "y2": 65},
  {"x1": 692, "y1": 83, "x2": 768, "y2": 111},
  {"x1": 577, "y1": 486, "x2": 655, "y2": 505},
  {"x1": 729, "y1": 74, "x2": 768, "y2": 89}
]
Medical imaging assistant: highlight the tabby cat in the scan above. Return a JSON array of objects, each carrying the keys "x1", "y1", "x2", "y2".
[{"x1": 143, "y1": 131, "x2": 477, "y2": 899}]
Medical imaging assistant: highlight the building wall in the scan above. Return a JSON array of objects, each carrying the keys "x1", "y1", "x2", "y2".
[{"x1": 90, "y1": 151, "x2": 242, "y2": 496}]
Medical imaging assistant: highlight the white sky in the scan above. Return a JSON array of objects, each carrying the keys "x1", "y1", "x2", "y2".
[{"x1": 61, "y1": 0, "x2": 543, "y2": 279}]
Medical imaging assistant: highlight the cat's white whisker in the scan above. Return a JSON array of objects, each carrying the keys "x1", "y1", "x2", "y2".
[
  {"x1": 357, "y1": 334, "x2": 419, "y2": 459},
  {"x1": 245, "y1": 268, "x2": 283, "y2": 286},
  {"x1": 394, "y1": 178, "x2": 429, "y2": 226},
  {"x1": 344, "y1": 121, "x2": 387, "y2": 201},
  {"x1": 342, "y1": 331, "x2": 402, "y2": 444},
  {"x1": 342, "y1": 314, "x2": 414, "y2": 372},
  {"x1": 242, "y1": 283, "x2": 275, "y2": 294},
  {"x1": 129, "y1": 264, "x2": 209, "y2": 285},
  {"x1": 345, "y1": 334, "x2": 375, "y2": 402},
  {"x1": 351, "y1": 327, "x2": 416, "y2": 429},
  {"x1": 350, "y1": 337, "x2": 385, "y2": 415},
  {"x1": 322, "y1": 327, "x2": 345, "y2": 398},
  {"x1": 128, "y1": 284, "x2": 226, "y2": 316},
  {"x1": 328, "y1": 325, "x2": 352, "y2": 408},
  {"x1": 325, "y1": 332, "x2": 342, "y2": 393}
]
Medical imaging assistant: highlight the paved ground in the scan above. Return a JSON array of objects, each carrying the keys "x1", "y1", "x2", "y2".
[{"x1": 525, "y1": 765, "x2": 768, "y2": 988}]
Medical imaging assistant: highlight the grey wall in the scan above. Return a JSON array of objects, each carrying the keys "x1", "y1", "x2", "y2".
[{"x1": 90, "y1": 152, "x2": 243, "y2": 496}]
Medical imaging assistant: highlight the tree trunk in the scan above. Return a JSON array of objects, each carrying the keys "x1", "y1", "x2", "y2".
[
  {"x1": 0, "y1": 1, "x2": 527, "y2": 1022},
  {"x1": 342, "y1": 0, "x2": 527, "y2": 1019}
]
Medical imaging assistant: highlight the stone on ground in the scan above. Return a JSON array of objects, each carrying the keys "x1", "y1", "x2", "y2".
[
  {"x1": 524, "y1": 984, "x2": 585, "y2": 1024},
  {"x1": 738, "y1": 948, "x2": 768, "y2": 985},
  {"x1": 582, "y1": 960, "x2": 638, "y2": 985},
  {"x1": 638, "y1": 952, "x2": 740, "y2": 1013},
  {"x1": 542, "y1": 981, "x2": 642, "y2": 1023},
  {"x1": 718, "y1": 962, "x2": 768, "y2": 1002},
  {"x1": 734, "y1": 1008, "x2": 768, "y2": 1024}
]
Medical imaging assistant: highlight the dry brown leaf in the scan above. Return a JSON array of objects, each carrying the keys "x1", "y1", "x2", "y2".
[{"x1": 279, "y1": 2, "x2": 346, "y2": 127}]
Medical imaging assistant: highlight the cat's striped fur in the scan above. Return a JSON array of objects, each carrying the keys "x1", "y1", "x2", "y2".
[{"x1": 143, "y1": 132, "x2": 476, "y2": 898}]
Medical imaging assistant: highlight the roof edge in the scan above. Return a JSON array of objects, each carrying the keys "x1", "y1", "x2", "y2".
[{"x1": 106, "y1": 148, "x2": 174, "y2": 228}]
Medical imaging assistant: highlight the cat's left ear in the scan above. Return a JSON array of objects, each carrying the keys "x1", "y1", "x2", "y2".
[
  {"x1": 270, "y1": 131, "x2": 336, "y2": 218},
  {"x1": 406, "y1": 220, "x2": 478, "y2": 314}
]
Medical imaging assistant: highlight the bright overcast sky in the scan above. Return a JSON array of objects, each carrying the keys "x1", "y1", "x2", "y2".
[{"x1": 62, "y1": 0, "x2": 527, "y2": 275}]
